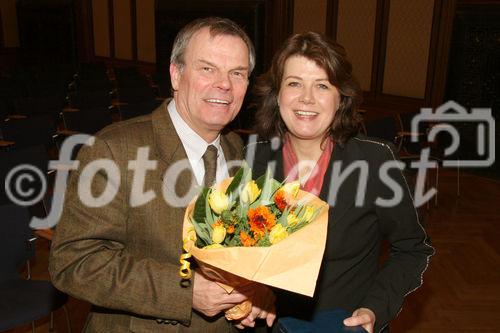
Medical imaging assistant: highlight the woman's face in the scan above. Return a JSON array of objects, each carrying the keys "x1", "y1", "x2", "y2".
[{"x1": 278, "y1": 55, "x2": 341, "y2": 143}]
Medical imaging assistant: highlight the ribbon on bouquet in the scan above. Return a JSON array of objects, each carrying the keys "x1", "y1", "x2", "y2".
[{"x1": 179, "y1": 226, "x2": 196, "y2": 279}]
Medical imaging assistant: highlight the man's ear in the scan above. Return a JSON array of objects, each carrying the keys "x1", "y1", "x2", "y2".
[{"x1": 170, "y1": 63, "x2": 181, "y2": 91}]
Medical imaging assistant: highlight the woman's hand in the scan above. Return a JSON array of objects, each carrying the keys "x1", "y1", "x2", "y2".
[
  {"x1": 343, "y1": 307, "x2": 376, "y2": 333},
  {"x1": 234, "y1": 284, "x2": 276, "y2": 329}
]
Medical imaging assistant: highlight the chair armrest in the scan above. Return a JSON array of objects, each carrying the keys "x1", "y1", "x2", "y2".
[
  {"x1": 57, "y1": 129, "x2": 80, "y2": 136},
  {"x1": 397, "y1": 131, "x2": 425, "y2": 137}
]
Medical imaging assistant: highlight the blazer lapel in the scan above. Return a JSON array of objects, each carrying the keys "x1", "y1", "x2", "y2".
[
  {"x1": 320, "y1": 143, "x2": 361, "y2": 224},
  {"x1": 151, "y1": 101, "x2": 196, "y2": 197},
  {"x1": 251, "y1": 140, "x2": 285, "y2": 180}
]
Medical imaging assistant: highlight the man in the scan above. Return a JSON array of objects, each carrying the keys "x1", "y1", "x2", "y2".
[{"x1": 49, "y1": 17, "x2": 274, "y2": 332}]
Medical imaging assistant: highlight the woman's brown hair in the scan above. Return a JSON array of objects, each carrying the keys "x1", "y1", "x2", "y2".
[{"x1": 253, "y1": 32, "x2": 362, "y2": 144}]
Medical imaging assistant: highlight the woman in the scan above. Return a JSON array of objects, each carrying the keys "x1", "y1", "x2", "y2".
[{"x1": 248, "y1": 32, "x2": 434, "y2": 333}]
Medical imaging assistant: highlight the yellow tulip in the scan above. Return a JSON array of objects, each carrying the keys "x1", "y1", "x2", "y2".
[
  {"x1": 203, "y1": 243, "x2": 224, "y2": 249},
  {"x1": 282, "y1": 181, "x2": 300, "y2": 198},
  {"x1": 301, "y1": 206, "x2": 315, "y2": 223},
  {"x1": 287, "y1": 213, "x2": 299, "y2": 227},
  {"x1": 208, "y1": 190, "x2": 230, "y2": 214},
  {"x1": 211, "y1": 224, "x2": 227, "y2": 244},
  {"x1": 240, "y1": 180, "x2": 261, "y2": 204},
  {"x1": 269, "y1": 224, "x2": 288, "y2": 244}
]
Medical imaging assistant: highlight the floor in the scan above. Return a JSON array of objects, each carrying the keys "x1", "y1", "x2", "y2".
[{"x1": 4, "y1": 170, "x2": 500, "y2": 333}]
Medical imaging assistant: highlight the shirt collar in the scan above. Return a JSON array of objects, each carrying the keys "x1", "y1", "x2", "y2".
[{"x1": 167, "y1": 99, "x2": 222, "y2": 164}]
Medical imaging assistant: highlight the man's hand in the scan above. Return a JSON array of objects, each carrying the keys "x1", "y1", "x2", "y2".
[
  {"x1": 234, "y1": 284, "x2": 276, "y2": 329},
  {"x1": 343, "y1": 307, "x2": 376, "y2": 333},
  {"x1": 192, "y1": 271, "x2": 249, "y2": 317}
]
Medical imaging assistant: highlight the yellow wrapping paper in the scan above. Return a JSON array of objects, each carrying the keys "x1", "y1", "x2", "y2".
[{"x1": 181, "y1": 183, "x2": 329, "y2": 319}]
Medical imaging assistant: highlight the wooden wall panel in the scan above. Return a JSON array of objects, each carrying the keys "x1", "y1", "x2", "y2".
[
  {"x1": 293, "y1": 0, "x2": 327, "y2": 34},
  {"x1": 0, "y1": 0, "x2": 19, "y2": 47},
  {"x1": 113, "y1": 0, "x2": 132, "y2": 60},
  {"x1": 0, "y1": 8, "x2": 3, "y2": 47},
  {"x1": 336, "y1": 0, "x2": 377, "y2": 91},
  {"x1": 136, "y1": 0, "x2": 155, "y2": 63},
  {"x1": 87, "y1": 0, "x2": 292, "y2": 69},
  {"x1": 382, "y1": 0, "x2": 435, "y2": 98},
  {"x1": 92, "y1": 0, "x2": 110, "y2": 57}
]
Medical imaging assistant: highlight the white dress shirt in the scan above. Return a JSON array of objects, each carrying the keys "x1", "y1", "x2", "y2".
[{"x1": 167, "y1": 100, "x2": 230, "y2": 186}]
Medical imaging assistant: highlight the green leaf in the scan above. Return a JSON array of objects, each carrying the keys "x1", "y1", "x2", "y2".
[
  {"x1": 276, "y1": 207, "x2": 290, "y2": 227},
  {"x1": 221, "y1": 210, "x2": 233, "y2": 223},
  {"x1": 228, "y1": 235, "x2": 242, "y2": 247},
  {"x1": 239, "y1": 202, "x2": 249, "y2": 221},
  {"x1": 256, "y1": 167, "x2": 280, "y2": 205},
  {"x1": 226, "y1": 165, "x2": 245, "y2": 195},
  {"x1": 256, "y1": 234, "x2": 272, "y2": 247},
  {"x1": 191, "y1": 217, "x2": 211, "y2": 247},
  {"x1": 255, "y1": 174, "x2": 266, "y2": 189},
  {"x1": 193, "y1": 187, "x2": 209, "y2": 224},
  {"x1": 205, "y1": 189, "x2": 216, "y2": 228}
]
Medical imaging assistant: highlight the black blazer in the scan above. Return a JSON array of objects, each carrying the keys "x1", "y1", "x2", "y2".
[{"x1": 246, "y1": 135, "x2": 434, "y2": 333}]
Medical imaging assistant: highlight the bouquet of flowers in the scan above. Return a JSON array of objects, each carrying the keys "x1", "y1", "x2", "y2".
[{"x1": 180, "y1": 164, "x2": 329, "y2": 320}]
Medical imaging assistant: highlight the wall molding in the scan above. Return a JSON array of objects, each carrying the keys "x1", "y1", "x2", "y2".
[
  {"x1": 371, "y1": 0, "x2": 389, "y2": 98},
  {"x1": 75, "y1": 0, "x2": 93, "y2": 62},
  {"x1": 325, "y1": 0, "x2": 339, "y2": 40},
  {"x1": 108, "y1": 0, "x2": 115, "y2": 58},
  {"x1": 0, "y1": 8, "x2": 4, "y2": 48},
  {"x1": 326, "y1": 0, "x2": 449, "y2": 113},
  {"x1": 130, "y1": 0, "x2": 137, "y2": 61},
  {"x1": 85, "y1": 0, "x2": 291, "y2": 73},
  {"x1": 269, "y1": 0, "x2": 294, "y2": 60},
  {"x1": 426, "y1": 0, "x2": 454, "y2": 107}
]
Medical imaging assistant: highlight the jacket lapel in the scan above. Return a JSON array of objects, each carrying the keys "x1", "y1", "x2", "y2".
[
  {"x1": 320, "y1": 142, "x2": 362, "y2": 224},
  {"x1": 251, "y1": 140, "x2": 285, "y2": 180},
  {"x1": 151, "y1": 101, "x2": 196, "y2": 197}
]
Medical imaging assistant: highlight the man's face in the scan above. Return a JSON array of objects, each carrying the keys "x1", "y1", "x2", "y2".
[{"x1": 170, "y1": 27, "x2": 250, "y2": 142}]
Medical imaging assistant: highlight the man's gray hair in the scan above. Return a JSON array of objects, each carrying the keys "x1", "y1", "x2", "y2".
[{"x1": 170, "y1": 17, "x2": 256, "y2": 75}]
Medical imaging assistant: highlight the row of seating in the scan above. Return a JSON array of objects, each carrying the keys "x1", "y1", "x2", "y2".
[
  {"x1": 0, "y1": 64, "x2": 167, "y2": 332},
  {"x1": 362, "y1": 111, "x2": 461, "y2": 208},
  {"x1": 1, "y1": 62, "x2": 167, "y2": 123},
  {"x1": 0, "y1": 143, "x2": 71, "y2": 331}
]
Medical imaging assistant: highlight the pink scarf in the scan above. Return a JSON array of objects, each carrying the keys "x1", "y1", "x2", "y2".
[{"x1": 282, "y1": 135, "x2": 334, "y2": 196}]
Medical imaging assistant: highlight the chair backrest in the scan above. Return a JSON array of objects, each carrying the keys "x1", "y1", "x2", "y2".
[
  {"x1": 62, "y1": 107, "x2": 112, "y2": 134},
  {"x1": 70, "y1": 89, "x2": 112, "y2": 109},
  {"x1": 14, "y1": 95, "x2": 66, "y2": 118},
  {"x1": 77, "y1": 62, "x2": 108, "y2": 82},
  {"x1": 363, "y1": 115, "x2": 400, "y2": 144},
  {"x1": 0, "y1": 99, "x2": 8, "y2": 121},
  {"x1": 0, "y1": 204, "x2": 33, "y2": 281},
  {"x1": 1, "y1": 115, "x2": 57, "y2": 148},
  {"x1": 118, "y1": 87, "x2": 156, "y2": 104},
  {"x1": 119, "y1": 99, "x2": 162, "y2": 120},
  {"x1": 114, "y1": 66, "x2": 141, "y2": 83},
  {"x1": 397, "y1": 112, "x2": 427, "y2": 155}
]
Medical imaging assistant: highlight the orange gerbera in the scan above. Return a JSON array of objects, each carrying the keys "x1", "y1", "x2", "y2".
[
  {"x1": 247, "y1": 206, "x2": 276, "y2": 238},
  {"x1": 274, "y1": 189, "x2": 288, "y2": 211},
  {"x1": 240, "y1": 231, "x2": 256, "y2": 247},
  {"x1": 227, "y1": 225, "x2": 235, "y2": 234}
]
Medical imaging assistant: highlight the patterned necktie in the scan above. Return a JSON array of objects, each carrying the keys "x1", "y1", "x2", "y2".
[{"x1": 202, "y1": 145, "x2": 218, "y2": 187}]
